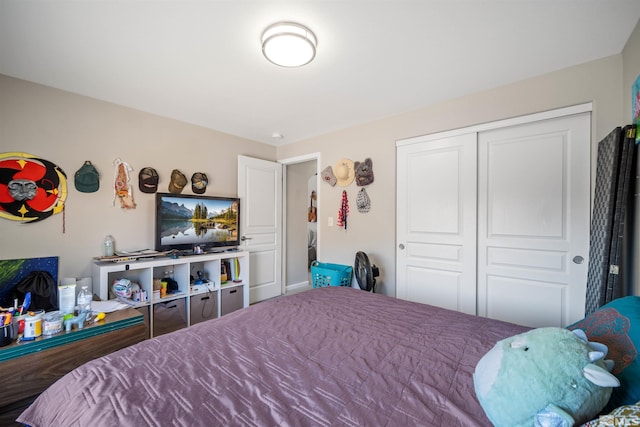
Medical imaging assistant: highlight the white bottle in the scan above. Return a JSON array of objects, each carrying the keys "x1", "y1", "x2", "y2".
[
  {"x1": 77, "y1": 285, "x2": 92, "y2": 322},
  {"x1": 104, "y1": 235, "x2": 115, "y2": 256}
]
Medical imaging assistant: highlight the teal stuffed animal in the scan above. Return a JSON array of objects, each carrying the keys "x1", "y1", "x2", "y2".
[{"x1": 474, "y1": 327, "x2": 620, "y2": 427}]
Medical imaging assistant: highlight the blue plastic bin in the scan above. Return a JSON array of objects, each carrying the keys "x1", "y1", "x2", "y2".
[{"x1": 311, "y1": 261, "x2": 353, "y2": 288}]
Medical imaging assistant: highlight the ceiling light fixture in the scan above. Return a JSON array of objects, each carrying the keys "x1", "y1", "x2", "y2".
[{"x1": 261, "y1": 22, "x2": 317, "y2": 67}]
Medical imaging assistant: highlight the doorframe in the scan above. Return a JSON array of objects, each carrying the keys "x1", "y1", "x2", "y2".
[
  {"x1": 396, "y1": 103, "x2": 593, "y2": 147},
  {"x1": 279, "y1": 152, "x2": 321, "y2": 293}
]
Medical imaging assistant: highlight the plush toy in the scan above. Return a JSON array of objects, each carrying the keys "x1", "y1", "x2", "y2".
[{"x1": 473, "y1": 327, "x2": 620, "y2": 427}]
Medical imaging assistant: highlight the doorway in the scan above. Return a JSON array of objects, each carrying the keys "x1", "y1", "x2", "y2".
[{"x1": 281, "y1": 154, "x2": 319, "y2": 295}]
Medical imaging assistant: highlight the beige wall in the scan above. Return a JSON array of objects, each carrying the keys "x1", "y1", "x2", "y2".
[
  {"x1": 285, "y1": 161, "x2": 316, "y2": 288},
  {"x1": 2, "y1": 18, "x2": 639, "y2": 299},
  {"x1": 623, "y1": 19, "x2": 640, "y2": 295},
  {"x1": 278, "y1": 53, "x2": 628, "y2": 297},
  {"x1": 0, "y1": 75, "x2": 276, "y2": 285},
  {"x1": 623, "y1": 18, "x2": 640, "y2": 123}
]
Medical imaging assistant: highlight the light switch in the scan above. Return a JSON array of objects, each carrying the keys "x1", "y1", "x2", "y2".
[{"x1": 328, "y1": 216, "x2": 334, "y2": 227}]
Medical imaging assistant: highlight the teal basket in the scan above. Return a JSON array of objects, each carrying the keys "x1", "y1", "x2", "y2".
[{"x1": 311, "y1": 261, "x2": 353, "y2": 288}]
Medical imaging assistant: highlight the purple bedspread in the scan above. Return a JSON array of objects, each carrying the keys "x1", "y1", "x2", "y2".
[{"x1": 18, "y1": 287, "x2": 528, "y2": 426}]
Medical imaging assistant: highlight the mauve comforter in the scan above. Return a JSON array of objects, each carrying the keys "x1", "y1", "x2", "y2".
[{"x1": 18, "y1": 287, "x2": 528, "y2": 426}]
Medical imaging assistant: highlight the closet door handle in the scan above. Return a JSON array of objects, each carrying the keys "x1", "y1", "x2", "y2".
[
  {"x1": 572, "y1": 256, "x2": 584, "y2": 264},
  {"x1": 398, "y1": 244, "x2": 405, "y2": 250},
  {"x1": 240, "y1": 236, "x2": 252, "y2": 241}
]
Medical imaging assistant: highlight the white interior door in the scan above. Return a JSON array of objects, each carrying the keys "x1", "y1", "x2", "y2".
[
  {"x1": 238, "y1": 155, "x2": 282, "y2": 303},
  {"x1": 477, "y1": 112, "x2": 591, "y2": 327},
  {"x1": 396, "y1": 133, "x2": 478, "y2": 314}
]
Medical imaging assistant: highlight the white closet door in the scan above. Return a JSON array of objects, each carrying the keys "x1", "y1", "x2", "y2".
[
  {"x1": 396, "y1": 133, "x2": 478, "y2": 314},
  {"x1": 477, "y1": 112, "x2": 590, "y2": 327}
]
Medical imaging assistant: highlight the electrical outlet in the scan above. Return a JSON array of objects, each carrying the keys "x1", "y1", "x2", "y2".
[{"x1": 328, "y1": 216, "x2": 334, "y2": 227}]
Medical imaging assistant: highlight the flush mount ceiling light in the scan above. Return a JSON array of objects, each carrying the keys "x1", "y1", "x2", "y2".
[{"x1": 261, "y1": 22, "x2": 317, "y2": 67}]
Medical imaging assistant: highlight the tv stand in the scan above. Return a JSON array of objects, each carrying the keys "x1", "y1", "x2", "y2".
[
  {"x1": 205, "y1": 246, "x2": 238, "y2": 254},
  {"x1": 92, "y1": 251, "x2": 249, "y2": 338}
]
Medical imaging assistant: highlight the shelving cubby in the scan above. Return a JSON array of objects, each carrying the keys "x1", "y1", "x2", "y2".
[{"x1": 92, "y1": 251, "x2": 249, "y2": 338}]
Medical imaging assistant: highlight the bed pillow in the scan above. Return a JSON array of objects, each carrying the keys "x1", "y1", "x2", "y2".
[
  {"x1": 581, "y1": 400, "x2": 640, "y2": 426},
  {"x1": 568, "y1": 296, "x2": 640, "y2": 410}
]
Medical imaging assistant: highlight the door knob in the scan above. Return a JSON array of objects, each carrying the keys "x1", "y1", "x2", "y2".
[
  {"x1": 572, "y1": 256, "x2": 584, "y2": 264},
  {"x1": 240, "y1": 236, "x2": 252, "y2": 241},
  {"x1": 398, "y1": 244, "x2": 405, "y2": 250}
]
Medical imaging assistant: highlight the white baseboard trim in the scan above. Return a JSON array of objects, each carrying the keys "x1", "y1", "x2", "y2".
[{"x1": 286, "y1": 281, "x2": 311, "y2": 293}]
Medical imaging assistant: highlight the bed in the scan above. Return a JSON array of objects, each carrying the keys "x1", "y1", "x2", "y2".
[{"x1": 17, "y1": 286, "x2": 532, "y2": 426}]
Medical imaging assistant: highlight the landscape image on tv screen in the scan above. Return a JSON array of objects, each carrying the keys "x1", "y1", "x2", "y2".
[{"x1": 157, "y1": 194, "x2": 239, "y2": 250}]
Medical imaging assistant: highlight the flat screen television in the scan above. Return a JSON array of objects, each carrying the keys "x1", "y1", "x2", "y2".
[{"x1": 155, "y1": 192, "x2": 240, "y2": 253}]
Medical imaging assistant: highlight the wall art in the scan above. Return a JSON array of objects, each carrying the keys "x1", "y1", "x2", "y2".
[{"x1": 0, "y1": 152, "x2": 67, "y2": 223}]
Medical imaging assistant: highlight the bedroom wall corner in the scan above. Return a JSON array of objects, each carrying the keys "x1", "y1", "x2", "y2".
[
  {"x1": 0, "y1": 74, "x2": 276, "y2": 283},
  {"x1": 622, "y1": 17, "x2": 640, "y2": 297},
  {"x1": 277, "y1": 55, "x2": 625, "y2": 300}
]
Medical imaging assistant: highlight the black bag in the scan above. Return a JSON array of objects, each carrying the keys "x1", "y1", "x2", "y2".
[
  {"x1": 163, "y1": 277, "x2": 179, "y2": 293},
  {"x1": 13, "y1": 271, "x2": 58, "y2": 311}
]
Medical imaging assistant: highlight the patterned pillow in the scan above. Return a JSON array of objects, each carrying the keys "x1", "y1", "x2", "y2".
[
  {"x1": 582, "y1": 401, "x2": 640, "y2": 426},
  {"x1": 569, "y1": 306, "x2": 637, "y2": 375},
  {"x1": 568, "y1": 296, "x2": 640, "y2": 410}
]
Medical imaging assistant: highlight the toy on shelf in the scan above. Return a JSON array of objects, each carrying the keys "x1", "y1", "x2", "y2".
[{"x1": 64, "y1": 312, "x2": 87, "y2": 332}]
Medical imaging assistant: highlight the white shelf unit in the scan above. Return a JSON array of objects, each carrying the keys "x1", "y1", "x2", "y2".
[{"x1": 92, "y1": 251, "x2": 249, "y2": 337}]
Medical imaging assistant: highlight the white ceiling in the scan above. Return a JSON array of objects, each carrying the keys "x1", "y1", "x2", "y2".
[{"x1": 1, "y1": 1, "x2": 639, "y2": 146}]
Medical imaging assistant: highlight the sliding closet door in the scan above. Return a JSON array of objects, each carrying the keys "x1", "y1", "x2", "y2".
[
  {"x1": 396, "y1": 133, "x2": 477, "y2": 314},
  {"x1": 477, "y1": 112, "x2": 591, "y2": 327}
]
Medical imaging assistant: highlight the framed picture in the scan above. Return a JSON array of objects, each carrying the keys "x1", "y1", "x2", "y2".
[{"x1": 0, "y1": 256, "x2": 58, "y2": 308}]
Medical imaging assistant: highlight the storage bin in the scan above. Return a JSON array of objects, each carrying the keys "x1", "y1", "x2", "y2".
[
  {"x1": 190, "y1": 293, "x2": 218, "y2": 325},
  {"x1": 221, "y1": 286, "x2": 243, "y2": 316},
  {"x1": 153, "y1": 297, "x2": 187, "y2": 337},
  {"x1": 311, "y1": 261, "x2": 353, "y2": 288}
]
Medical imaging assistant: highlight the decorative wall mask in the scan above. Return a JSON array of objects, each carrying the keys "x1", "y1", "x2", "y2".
[
  {"x1": 8, "y1": 179, "x2": 37, "y2": 201},
  {"x1": 0, "y1": 152, "x2": 67, "y2": 223}
]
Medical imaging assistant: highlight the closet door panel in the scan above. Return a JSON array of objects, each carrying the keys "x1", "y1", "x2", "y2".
[
  {"x1": 486, "y1": 275, "x2": 565, "y2": 327},
  {"x1": 405, "y1": 266, "x2": 464, "y2": 312},
  {"x1": 397, "y1": 133, "x2": 477, "y2": 315},
  {"x1": 486, "y1": 134, "x2": 565, "y2": 238},
  {"x1": 407, "y1": 149, "x2": 462, "y2": 234},
  {"x1": 477, "y1": 113, "x2": 590, "y2": 327}
]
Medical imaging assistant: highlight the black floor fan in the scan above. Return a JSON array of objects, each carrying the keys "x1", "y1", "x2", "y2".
[{"x1": 354, "y1": 251, "x2": 379, "y2": 292}]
